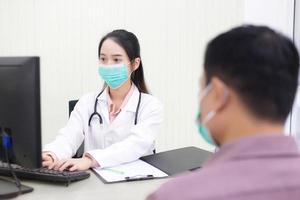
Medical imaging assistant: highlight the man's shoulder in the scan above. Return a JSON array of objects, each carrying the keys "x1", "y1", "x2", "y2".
[
  {"x1": 147, "y1": 169, "x2": 219, "y2": 200},
  {"x1": 147, "y1": 156, "x2": 300, "y2": 200}
]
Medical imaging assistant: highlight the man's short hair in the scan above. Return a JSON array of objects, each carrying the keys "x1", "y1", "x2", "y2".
[{"x1": 204, "y1": 25, "x2": 299, "y2": 122}]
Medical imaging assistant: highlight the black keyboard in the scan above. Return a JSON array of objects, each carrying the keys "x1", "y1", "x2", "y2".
[{"x1": 0, "y1": 161, "x2": 90, "y2": 185}]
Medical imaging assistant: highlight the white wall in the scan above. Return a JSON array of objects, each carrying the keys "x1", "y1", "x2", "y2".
[
  {"x1": 243, "y1": 0, "x2": 295, "y2": 38},
  {"x1": 295, "y1": 0, "x2": 300, "y2": 49},
  {"x1": 0, "y1": 0, "x2": 244, "y2": 152}
]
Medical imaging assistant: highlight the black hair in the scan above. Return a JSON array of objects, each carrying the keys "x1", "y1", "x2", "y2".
[
  {"x1": 98, "y1": 29, "x2": 149, "y2": 93},
  {"x1": 204, "y1": 25, "x2": 299, "y2": 122}
]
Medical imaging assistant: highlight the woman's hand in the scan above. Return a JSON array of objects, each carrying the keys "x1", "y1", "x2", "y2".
[
  {"x1": 42, "y1": 152, "x2": 57, "y2": 169},
  {"x1": 55, "y1": 157, "x2": 93, "y2": 171}
]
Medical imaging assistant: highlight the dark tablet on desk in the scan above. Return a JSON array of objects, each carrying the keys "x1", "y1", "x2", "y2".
[{"x1": 140, "y1": 146, "x2": 212, "y2": 176}]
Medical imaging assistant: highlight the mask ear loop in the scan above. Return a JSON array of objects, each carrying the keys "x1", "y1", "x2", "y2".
[
  {"x1": 202, "y1": 87, "x2": 230, "y2": 125},
  {"x1": 200, "y1": 85, "x2": 229, "y2": 150},
  {"x1": 202, "y1": 110, "x2": 216, "y2": 125},
  {"x1": 198, "y1": 83, "x2": 213, "y2": 124},
  {"x1": 216, "y1": 88, "x2": 230, "y2": 114},
  {"x1": 223, "y1": 89, "x2": 229, "y2": 104},
  {"x1": 199, "y1": 84, "x2": 213, "y2": 102}
]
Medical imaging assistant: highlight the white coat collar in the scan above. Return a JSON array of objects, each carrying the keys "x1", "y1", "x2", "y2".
[{"x1": 97, "y1": 84, "x2": 141, "y2": 113}]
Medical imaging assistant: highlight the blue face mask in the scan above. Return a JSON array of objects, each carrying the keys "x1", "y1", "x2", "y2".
[
  {"x1": 197, "y1": 84, "x2": 217, "y2": 146},
  {"x1": 98, "y1": 64, "x2": 129, "y2": 89}
]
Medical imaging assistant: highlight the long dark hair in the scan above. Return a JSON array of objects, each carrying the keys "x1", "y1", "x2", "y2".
[{"x1": 98, "y1": 30, "x2": 149, "y2": 93}]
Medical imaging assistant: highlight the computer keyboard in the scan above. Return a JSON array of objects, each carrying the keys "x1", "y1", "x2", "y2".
[{"x1": 0, "y1": 161, "x2": 90, "y2": 185}]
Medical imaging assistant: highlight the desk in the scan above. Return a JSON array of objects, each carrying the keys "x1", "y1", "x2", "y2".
[{"x1": 14, "y1": 172, "x2": 168, "y2": 200}]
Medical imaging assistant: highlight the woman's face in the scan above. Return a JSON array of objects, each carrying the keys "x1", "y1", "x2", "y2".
[
  {"x1": 99, "y1": 38, "x2": 140, "y2": 74},
  {"x1": 99, "y1": 38, "x2": 131, "y2": 65}
]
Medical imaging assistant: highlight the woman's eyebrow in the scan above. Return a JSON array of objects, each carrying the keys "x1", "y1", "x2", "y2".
[
  {"x1": 111, "y1": 54, "x2": 123, "y2": 57},
  {"x1": 100, "y1": 53, "x2": 123, "y2": 57}
]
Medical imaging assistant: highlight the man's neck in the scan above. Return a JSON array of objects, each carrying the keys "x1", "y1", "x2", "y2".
[{"x1": 219, "y1": 117, "x2": 284, "y2": 146}]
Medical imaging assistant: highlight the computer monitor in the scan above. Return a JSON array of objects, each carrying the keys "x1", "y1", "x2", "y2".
[{"x1": 0, "y1": 57, "x2": 41, "y2": 168}]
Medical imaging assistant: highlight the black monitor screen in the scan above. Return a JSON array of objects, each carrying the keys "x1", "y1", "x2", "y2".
[{"x1": 0, "y1": 57, "x2": 41, "y2": 168}]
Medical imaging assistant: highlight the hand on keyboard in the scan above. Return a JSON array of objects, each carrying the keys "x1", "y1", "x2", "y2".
[
  {"x1": 54, "y1": 157, "x2": 93, "y2": 171},
  {"x1": 0, "y1": 161, "x2": 90, "y2": 184},
  {"x1": 42, "y1": 153, "x2": 57, "y2": 169},
  {"x1": 42, "y1": 152, "x2": 94, "y2": 172}
]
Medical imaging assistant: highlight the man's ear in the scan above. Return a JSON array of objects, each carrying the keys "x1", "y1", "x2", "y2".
[{"x1": 211, "y1": 77, "x2": 229, "y2": 111}]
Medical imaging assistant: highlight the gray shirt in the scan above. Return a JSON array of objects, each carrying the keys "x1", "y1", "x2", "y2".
[{"x1": 147, "y1": 134, "x2": 300, "y2": 200}]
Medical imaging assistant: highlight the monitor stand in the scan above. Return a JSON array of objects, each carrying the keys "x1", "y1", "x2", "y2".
[{"x1": 0, "y1": 177, "x2": 33, "y2": 199}]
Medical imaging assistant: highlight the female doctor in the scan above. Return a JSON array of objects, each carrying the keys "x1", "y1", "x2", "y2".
[{"x1": 42, "y1": 30, "x2": 164, "y2": 171}]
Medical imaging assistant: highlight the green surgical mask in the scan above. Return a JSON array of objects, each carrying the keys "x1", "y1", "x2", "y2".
[
  {"x1": 98, "y1": 63, "x2": 129, "y2": 89},
  {"x1": 197, "y1": 84, "x2": 216, "y2": 146},
  {"x1": 197, "y1": 110, "x2": 216, "y2": 146}
]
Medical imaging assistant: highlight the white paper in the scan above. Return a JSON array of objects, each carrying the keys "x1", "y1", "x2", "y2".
[{"x1": 93, "y1": 159, "x2": 168, "y2": 183}]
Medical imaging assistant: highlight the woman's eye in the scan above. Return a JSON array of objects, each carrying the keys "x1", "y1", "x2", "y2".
[
  {"x1": 100, "y1": 57, "x2": 105, "y2": 61},
  {"x1": 114, "y1": 58, "x2": 121, "y2": 62}
]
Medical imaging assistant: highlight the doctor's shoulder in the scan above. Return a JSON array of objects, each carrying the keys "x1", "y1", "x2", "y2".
[
  {"x1": 71, "y1": 91, "x2": 101, "y2": 115},
  {"x1": 139, "y1": 93, "x2": 164, "y2": 116}
]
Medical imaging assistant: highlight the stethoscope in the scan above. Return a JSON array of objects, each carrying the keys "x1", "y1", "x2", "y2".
[{"x1": 88, "y1": 87, "x2": 142, "y2": 126}]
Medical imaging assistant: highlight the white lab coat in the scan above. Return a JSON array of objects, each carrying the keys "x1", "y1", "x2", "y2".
[{"x1": 43, "y1": 85, "x2": 164, "y2": 168}]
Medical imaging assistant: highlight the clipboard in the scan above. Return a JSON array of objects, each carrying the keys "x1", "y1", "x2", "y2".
[
  {"x1": 93, "y1": 146, "x2": 212, "y2": 183},
  {"x1": 140, "y1": 146, "x2": 212, "y2": 175},
  {"x1": 92, "y1": 159, "x2": 168, "y2": 184}
]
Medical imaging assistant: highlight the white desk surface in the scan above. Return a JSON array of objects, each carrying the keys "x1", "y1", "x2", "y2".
[{"x1": 16, "y1": 171, "x2": 169, "y2": 200}]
